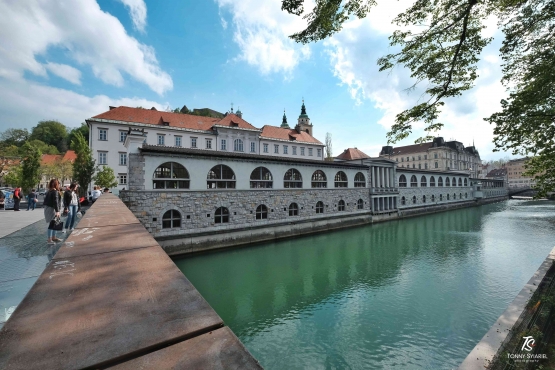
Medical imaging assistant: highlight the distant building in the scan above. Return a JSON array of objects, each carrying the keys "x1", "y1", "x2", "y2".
[
  {"x1": 39, "y1": 150, "x2": 77, "y2": 189},
  {"x1": 506, "y1": 157, "x2": 535, "y2": 188},
  {"x1": 379, "y1": 137, "x2": 481, "y2": 178},
  {"x1": 485, "y1": 168, "x2": 508, "y2": 185},
  {"x1": 335, "y1": 148, "x2": 371, "y2": 162}
]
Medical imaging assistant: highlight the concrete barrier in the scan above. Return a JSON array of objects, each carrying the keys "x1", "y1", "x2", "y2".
[{"x1": 0, "y1": 194, "x2": 262, "y2": 370}]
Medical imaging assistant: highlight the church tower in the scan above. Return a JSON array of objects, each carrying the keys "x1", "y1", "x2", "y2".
[
  {"x1": 296, "y1": 99, "x2": 313, "y2": 136},
  {"x1": 280, "y1": 109, "x2": 290, "y2": 129}
]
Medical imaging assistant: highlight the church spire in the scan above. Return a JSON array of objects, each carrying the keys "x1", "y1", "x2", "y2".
[
  {"x1": 296, "y1": 98, "x2": 313, "y2": 136},
  {"x1": 299, "y1": 98, "x2": 308, "y2": 118},
  {"x1": 281, "y1": 109, "x2": 290, "y2": 128}
]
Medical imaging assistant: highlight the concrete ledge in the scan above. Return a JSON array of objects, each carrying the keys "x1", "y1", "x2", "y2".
[{"x1": 458, "y1": 245, "x2": 555, "y2": 370}]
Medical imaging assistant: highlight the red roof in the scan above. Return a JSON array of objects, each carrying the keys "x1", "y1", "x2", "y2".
[
  {"x1": 389, "y1": 143, "x2": 434, "y2": 156},
  {"x1": 62, "y1": 150, "x2": 77, "y2": 162},
  {"x1": 260, "y1": 125, "x2": 323, "y2": 145},
  {"x1": 336, "y1": 148, "x2": 370, "y2": 160},
  {"x1": 41, "y1": 154, "x2": 62, "y2": 165},
  {"x1": 92, "y1": 106, "x2": 256, "y2": 131}
]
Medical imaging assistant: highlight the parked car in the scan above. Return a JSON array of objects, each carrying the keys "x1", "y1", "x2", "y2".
[{"x1": 38, "y1": 189, "x2": 46, "y2": 196}]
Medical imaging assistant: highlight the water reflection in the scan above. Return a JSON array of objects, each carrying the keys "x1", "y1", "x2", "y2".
[{"x1": 175, "y1": 200, "x2": 555, "y2": 369}]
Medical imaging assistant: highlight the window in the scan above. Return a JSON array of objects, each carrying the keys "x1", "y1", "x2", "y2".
[
  {"x1": 157, "y1": 135, "x2": 165, "y2": 145},
  {"x1": 452, "y1": 177, "x2": 456, "y2": 187},
  {"x1": 234, "y1": 139, "x2": 244, "y2": 152},
  {"x1": 434, "y1": 153, "x2": 438, "y2": 159},
  {"x1": 412, "y1": 196, "x2": 417, "y2": 204},
  {"x1": 464, "y1": 178, "x2": 468, "y2": 186},
  {"x1": 283, "y1": 145, "x2": 288, "y2": 154},
  {"x1": 311, "y1": 170, "x2": 327, "y2": 188},
  {"x1": 435, "y1": 162, "x2": 438, "y2": 168},
  {"x1": 118, "y1": 174, "x2": 127, "y2": 185},
  {"x1": 191, "y1": 137, "x2": 197, "y2": 148},
  {"x1": 424, "y1": 155, "x2": 427, "y2": 160},
  {"x1": 263, "y1": 143, "x2": 269, "y2": 153},
  {"x1": 289, "y1": 203, "x2": 299, "y2": 216},
  {"x1": 418, "y1": 156, "x2": 421, "y2": 160},
  {"x1": 460, "y1": 193, "x2": 462, "y2": 199},
  {"x1": 250, "y1": 167, "x2": 273, "y2": 188},
  {"x1": 162, "y1": 210, "x2": 181, "y2": 229},
  {"x1": 447, "y1": 194, "x2": 450, "y2": 200},
  {"x1": 250, "y1": 142, "x2": 256, "y2": 153},
  {"x1": 410, "y1": 175, "x2": 418, "y2": 187},
  {"x1": 317, "y1": 149, "x2": 322, "y2": 157},
  {"x1": 431, "y1": 194, "x2": 435, "y2": 202},
  {"x1": 334, "y1": 171, "x2": 348, "y2": 187},
  {"x1": 301, "y1": 147, "x2": 305, "y2": 156},
  {"x1": 119, "y1": 131, "x2": 127, "y2": 142},
  {"x1": 421, "y1": 176, "x2": 427, "y2": 187},
  {"x1": 453, "y1": 193, "x2": 456, "y2": 200},
  {"x1": 412, "y1": 164, "x2": 415, "y2": 169},
  {"x1": 354, "y1": 172, "x2": 366, "y2": 187},
  {"x1": 418, "y1": 164, "x2": 421, "y2": 169},
  {"x1": 401, "y1": 196, "x2": 406, "y2": 205},
  {"x1": 458, "y1": 178, "x2": 462, "y2": 186},
  {"x1": 215, "y1": 207, "x2": 229, "y2": 224},
  {"x1": 119, "y1": 153, "x2": 127, "y2": 166},
  {"x1": 206, "y1": 139, "x2": 212, "y2": 149},
  {"x1": 401, "y1": 157, "x2": 404, "y2": 162},
  {"x1": 357, "y1": 199, "x2": 364, "y2": 209},
  {"x1": 315, "y1": 201, "x2": 324, "y2": 214},
  {"x1": 256, "y1": 205, "x2": 268, "y2": 220},
  {"x1": 412, "y1": 156, "x2": 415, "y2": 161},
  {"x1": 309, "y1": 148, "x2": 313, "y2": 156},
  {"x1": 153, "y1": 162, "x2": 190, "y2": 189},
  {"x1": 284, "y1": 168, "x2": 302, "y2": 188},
  {"x1": 175, "y1": 136, "x2": 182, "y2": 147},
  {"x1": 425, "y1": 163, "x2": 428, "y2": 169},
  {"x1": 99, "y1": 129, "x2": 107, "y2": 141},
  {"x1": 406, "y1": 157, "x2": 409, "y2": 161},
  {"x1": 438, "y1": 177, "x2": 443, "y2": 186},
  {"x1": 98, "y1": 152, "x2": 107, "y2": 165},
  {"x1": 221, "y1": 139, "x2": 227, "y2": 151},
  {"x1": 292, "y1": 146, "x2": 297, "y2": 155},
  {"x1": 274, "y1": 145, "x2": 279, "y2": 154},
  {"x1": 440, "y1": 194, "x2": 443, "y2": 201},
  {"x1": 399, "y1": 175, "x2": 407, "y2": 187},
  {"x1": 446, "y1": 177, "x2": 451, "y2": 186},
  {"x1": 207, "y1": 165, "x2": 236, "y2": 189},
  {"x1": 338, "y1": 200, "x2": 345, "y2": 211},
  {"x1": 423, "y1": 195, "x2": 426, "y2": 203},
  {"x1": 430, "y1": 176, "x2": 436, "y2": 187},
  {"x1": 465, "y1": 192, "x2": 468, "y2": 198}
]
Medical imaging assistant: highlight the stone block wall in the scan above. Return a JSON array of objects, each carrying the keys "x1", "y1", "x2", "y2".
[
  {"x1": 120, "y1": 188, "x2": 370, "y2": 238},
  {"x1": 128, "y1": 153, "x2": 145, "y2": 191},
  {"x1": 398, "y1": 185, "x2": 475, "y2": 208}
]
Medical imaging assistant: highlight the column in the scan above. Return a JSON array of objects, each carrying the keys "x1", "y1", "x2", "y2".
[
  {"x1": 371, "y1": 167, "x2": 375, "y2": 188},
  {"x1": 385, "y1": 168, "x2": 390, "y2": 188}
]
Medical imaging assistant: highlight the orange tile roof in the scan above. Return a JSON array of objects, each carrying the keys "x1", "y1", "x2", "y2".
[
  {"x1": 336, "y1": 148, "x2": 371, "y2": 160},
  {"x1": 388, "y1": 143, "x2": 434, "y2": 156},
  {"x1": 41, "y1": 154, "x2": 62, "y2": 165},
  {"x1": 62, "y1": 150, "x2": 77, "y2": 162},
  {"x1": 213, "y1": 113, "x2": 259, "y2": 130},
  {"x1": 260, "y1": 125, "x2": 323, "y2": 145}
]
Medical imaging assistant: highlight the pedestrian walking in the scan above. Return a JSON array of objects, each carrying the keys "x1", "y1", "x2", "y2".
[
  {"x1": 63, "y1": 183, "x2": 81, "y2": 233},
  {"x1": 26, "y1": 189, "x2": 37, "y2": 211},
  {"x1": 43, "y1": 179, "x2": 62, "y2": 244},
  {"x1": 91, "y1": 185, "x2": 101, "y2": 203},
  {"x1": 13, "y1": 187, "x2": 21, "y2": 211}
]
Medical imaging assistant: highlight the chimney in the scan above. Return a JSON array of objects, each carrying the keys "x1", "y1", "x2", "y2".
[
  {"x1": 151, "y1": 107, "x2": 157, "y2": 111},
  {"x1": 294, "y1": 124, "x2": 301, "y2": 134},
  {"x1": 109, "y1": 106, "x2": 116, "y2": 110}
]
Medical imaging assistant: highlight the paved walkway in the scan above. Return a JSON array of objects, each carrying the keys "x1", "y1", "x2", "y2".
[{"x1": 0, "y1": 207, "x2": 46, "y2": 238}]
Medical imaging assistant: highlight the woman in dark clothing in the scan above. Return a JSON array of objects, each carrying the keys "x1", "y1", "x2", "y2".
[
  {"x1": 63, "y1": 183, "x2": 81, "y2": 233},
  {"x1": 44, "y1": 179, "x2": 62, "y2": 244}
]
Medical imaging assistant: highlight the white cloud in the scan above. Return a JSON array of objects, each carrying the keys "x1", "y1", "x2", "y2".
[
  {"x1": 0, "y1": 0, "x2": 172, "y2": 94},
  {"x1": 44, "y1": 62, "x2": 82, "y2": 85},
  {"x1": 118, "y1": 0, "x2": 147, "y2": 33},
  {"x1": 215, "y1": 0, "x2": 312, "y2": 75}
]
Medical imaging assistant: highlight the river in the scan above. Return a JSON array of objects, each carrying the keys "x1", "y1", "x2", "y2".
[{"x1": 174, "y1": 200, "x2": 555, "y2": 369}]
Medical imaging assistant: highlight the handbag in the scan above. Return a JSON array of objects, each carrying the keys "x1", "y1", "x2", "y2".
[{"x1": 48, "y1": 216, "x2": 64, "y2": 231}]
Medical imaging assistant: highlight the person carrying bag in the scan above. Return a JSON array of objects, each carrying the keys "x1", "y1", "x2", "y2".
[
  {"x1": 44, "y1": 179, "x2": 62, "y2": 244},
  {"x1": 63, "y1": 183, "x2": 81, "y2": 233}
]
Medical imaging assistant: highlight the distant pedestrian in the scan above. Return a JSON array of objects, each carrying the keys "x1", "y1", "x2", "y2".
[
  {"x1": 63, "y1": 183, "x2": 81, "y2": 233},
  {"x1": 103, "y1": 187, "x2": 110, "y2": 193},
  {"x1": 13, "y1": 187, "x2": 21, "y2": 211},
  {"x1": 91, "y1": 186, "x2": 101, "y2": 203},
  {"x1": 44, "y1": 179, "x2": 62, "y2": 244},
  {"x1": 26, "y1": 189, "x2": 37, "y2": 211}
]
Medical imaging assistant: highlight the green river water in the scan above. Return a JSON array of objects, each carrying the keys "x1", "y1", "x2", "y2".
[{"x1": 174, "y1": 200, "x2": 555, "y2": 369}]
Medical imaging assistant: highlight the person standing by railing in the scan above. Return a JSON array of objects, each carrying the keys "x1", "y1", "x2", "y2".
[
  {"x1": 62, "y1": 183, "x2": 81, "y2": 233},
  {"x1": 43, "y1": 179, "x2": 62, "y2": 244}
]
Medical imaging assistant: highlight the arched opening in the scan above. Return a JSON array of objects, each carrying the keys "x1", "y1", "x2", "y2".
[
  {"x1": 215, "y1": 207, "x2": 229, "y2": 224},
  {"x1": 458, "y1": 178, "x2": 462, "y2": 186},
  {"x1": 334, "y1": 171, "x2": 348, "y2": 187},
  {"x1": 250, "y1": 167, "x2": 273, "y2": 188},
  {"x1": 315, "y1": 201, "x2": 324, "y2": 213},
  {"x1": 401, "y1": 196, "x2": 406, "y2": 205},
  {"x1": 289, "y1": 203, "x2": 299, "y2": 216},
  {"x1": 446, "y1": 177, "x2": 451, "y2": 187},
  {"x1": 460, "y1": 193, "x2": 462, "y2": 199},
  {"x1": 430, "y1": 176, "x2": 436, "y2": 187},
  {"x1": 410, "y1": 175, "x2": 418, "y2": 187},
  {"x1": 311, "y1": 170, "x2": 327, "y2": 188},
  {"x1": 421, "y1": 176, "x2": 427, "y2": 187},
  {"x1": 354, "y1": 172, "x2": 366, "y2": 187},
  {"x1": 284, "y1": 168, "x2": 303, "y2": 188},
  {"x1": 438, "y1": 177, "x2": 443, "y2": 187},
  {"x1": 357, "y1": 199, "x2": 364, "y2": 209},
  {"x1": 431, "y1": 194, "x2": 435, "y2": 202},
  {"x1": 440, "y1": 194, "x2": 443, "y2": 201},
  {"x1": 412, "y1": 196, "x2": 417, "y2": 204},
  {"x1": 338, "y1": 200, "x2": 345, "y2": 211},
  {"x1": 153, "y1": 162, "x2": 190, "y2": 189},
  {"x1": 399, "y1": 175, "x2": 407, "y2": 187},
  {"x1": 207, "y1": 165, "x2": 236, "y2": 189},
  {"x1": 447, "y1": 194, "x2": 450, "y2": 200},
  {"x1": 162, "y1": 209, "x2": 181, "y2": 229},
  {"x1": 423, "y1": 195, "x2": 426, "y2": 203},
  {"x1": 452, "y1": 177, "x2": 457, "y2": 186},
  {"x1": 255, "y1": 204, "x2": 268, "y2": 220}
]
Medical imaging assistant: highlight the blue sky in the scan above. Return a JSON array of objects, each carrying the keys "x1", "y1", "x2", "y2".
[{"x1": 0, "y1": 0, "x2": 510, "y2": 159}]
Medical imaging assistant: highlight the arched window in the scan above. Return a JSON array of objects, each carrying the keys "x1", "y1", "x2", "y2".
[
  {"x1": 334, "y1": 171, "x2": 348, "y2": 187},
  {"x1": 207, "y1": 165, "x2": 236, "y2": 189},
  {"x1": 311, "y1": 170, "x2": 327, "y2": 188},
  {"x1": 464, "y1": 178, "x2": 468, "y2": 186},
  {"x1": 431, "y1": 194, "x2": 435, "y2": 202},
  {"x1": 234, "y1": 139, "x2": 244, "y2": 152},
  {"x1": 438, "y1": 177, "x2": 443, "y2": 187},
  {"x1": 399, "y1": 175, "x2": 407, "y2": 187},
  {"x1": 430, "y1": 176, "x2": 436, "y2": 187},
  {"x1": 289, "y1": 203, "x2": 299, "y2": 216},
  {"x1": 410, "y1": 175, "x2": 418, "y2": 187},
  {"x1": 357, "y1": 199, "x2": 364, "y2": 209},
  {"x1": 256, "y1": 204, "x2": 268, "y2": 220},
  {"x1": 452, "y1": 177, "x2": 457, "y2": 186},
  {"x1": 338, "y1": 200, "x2": 345, "y2": 211},
  {"x1": 315, "y1": 201, "x2": 324, "y2": 213},
  {"x1": 421, "y1": 176, "x2": 427, "y2": 187},
  {"x1": 423, "y1": 195, "x2": 426, "y2": 203},
  {"x1": 354, "y1": 172, "x2": 366, "y2": 187},
  {"x1": 162, "y1": 209, "x2": 181, "y2": 228},
  {"x1": 440, "y1": 194, "x2": 443, "y2": 201},
  {"x1": 435, "y1": 162, "x2": 438, "y2": 168},
  {"x1": 401, "y1": 196, "x2": 406, "y2": 205},
  {"x1": 153, "y1": 162, "x2": 190, "y2": 189},
  {"x1": 453, "y1": 193, "x2": 456, "y2": 200},
  {"x1": 460, "y1": 193, "x2": 462, "y2": 199},
  {"x1": 457, "y1": 178, "x2": 462, "y2": 186},
  {"x1": 250, "y1": 167, "x2": 273, "y2": 188},
  {"x1": 284, "y1": 168, "x2": 302, "y2": 188},
  {"x1": 412, "y1": 196, "x2": 417, "y2": 204},
  {"x1": 446, "y1": 177, "x2": 451, "y2": 186},
  {"x1": 465, "y1": 192, "x2": 468, "y2": 198},
  {"x1": 215, "y1": 207, "x2": 229, "y2": 224}
]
